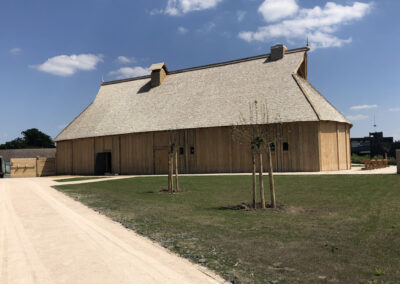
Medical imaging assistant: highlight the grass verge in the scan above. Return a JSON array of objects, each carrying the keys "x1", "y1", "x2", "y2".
[
  {"x1": 54, "y1": 177, "x2": 108, "y2": 183},
  {"x1": 54, "y1": 175, "x2": 400, "y2": 283}
]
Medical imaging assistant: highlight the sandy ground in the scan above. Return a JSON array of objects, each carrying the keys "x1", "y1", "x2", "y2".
[{"x1": 0, "y1": 178, "x2": 226, "y2": 284}]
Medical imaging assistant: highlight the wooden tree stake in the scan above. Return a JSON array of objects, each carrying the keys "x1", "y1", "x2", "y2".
[
  {"x1": 251, "y1": 149, "x2": 257, "y2": 208},
  {"x1": 168, "y1": 153, "x2": 174, "y2": 193},
  {"x1": 258, "y1": 151, "x2": 266, "y2": 209},
  {"x1": 175, "y1": 150, "x2": 179, "y2": 192},
  {"x1": 267, "y1": 145, "x2": 276, "y2": 208}
]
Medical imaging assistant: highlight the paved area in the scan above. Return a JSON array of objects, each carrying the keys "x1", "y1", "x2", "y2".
[
  {"x1": 50, "y1": 165, "x2": 398, "y2": 185},
  {"x1": 0, "y1": 178, "x2": 225, "y2": 284}
]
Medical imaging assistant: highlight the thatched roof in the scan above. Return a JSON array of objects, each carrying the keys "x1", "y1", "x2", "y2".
[{"x1": 55, "y1": 47, "x2": 349, "y2": 142}]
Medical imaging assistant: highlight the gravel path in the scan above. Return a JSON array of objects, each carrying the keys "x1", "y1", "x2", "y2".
[{"x1": 0, "y1": 178, "x2": 226, "y2": 284}]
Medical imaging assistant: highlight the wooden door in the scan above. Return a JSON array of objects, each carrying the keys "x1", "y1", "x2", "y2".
[{"x1": 154, "y1": 149, "x2": 169, "y2": 174}]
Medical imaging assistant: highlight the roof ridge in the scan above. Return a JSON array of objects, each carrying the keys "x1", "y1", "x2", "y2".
[
  {"x1": 292, "y1": 74, "x2": 321, "y2": 121},
  {"x1": 294, "y1": 75, "x2": 351, "y2": 125},
  {"x1": 102, "y1": 47, "x2": 309, "y2": 86}
]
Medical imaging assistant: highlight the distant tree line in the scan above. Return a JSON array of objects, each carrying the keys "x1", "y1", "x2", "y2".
[{"x1": 0, "y1": 128, "x2": 55, "y2": 149}]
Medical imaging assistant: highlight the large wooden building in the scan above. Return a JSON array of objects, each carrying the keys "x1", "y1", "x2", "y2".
[{"x1": 55, "y1": 45, "x2": 352, "y2": 175}]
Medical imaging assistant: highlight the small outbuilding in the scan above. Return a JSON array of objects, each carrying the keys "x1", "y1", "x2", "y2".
[{"x1": 55, "y1": 45, "x2": 351, "y2": 175}]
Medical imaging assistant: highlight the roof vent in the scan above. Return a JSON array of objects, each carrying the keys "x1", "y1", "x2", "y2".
[
  {"x1": 150, "y1": 62, "x2": 168, "y2": 88},
  {"x1": 270, "y1": 44, "x2": 287, "y2": 61}
]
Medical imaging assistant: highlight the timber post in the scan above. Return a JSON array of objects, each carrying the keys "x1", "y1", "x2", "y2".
[
  {"x1": 175, "y1": 150, "x2": 179, "y2": 192},
  {"x1": 258, "y1": 151, "x2": 266, "y2": 209},
  {"x1": 267, "y1": 145, "x2": 276, "y2": 208},
  {"x1": 251, "y1": 148, "x2": 257, "y2": 209}
]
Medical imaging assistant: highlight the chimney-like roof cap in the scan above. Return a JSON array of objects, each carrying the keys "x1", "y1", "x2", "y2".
[{"x1": 150, "y1": 62, "x2": 168, "y2": 72}]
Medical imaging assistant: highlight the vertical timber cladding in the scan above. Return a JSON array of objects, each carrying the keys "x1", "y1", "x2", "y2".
[
  {"x1": 120, "y1": 132, "x2": 153, "y2": 174},
  {"x1": 153, "y1": 129, "x2": 196, "y2": 174},
  {"x1": 72, "y1": 138, "x2": 95, "y2": 175},
  {"x1": 56, "y1": 122, "x2": 349, "y2": 174},
  {"x1": 319, "y1": 121, "x2": 351, "y2": 171},
  {"x1": 56, "y1": 140, "x2": 72, "y2": 174}
]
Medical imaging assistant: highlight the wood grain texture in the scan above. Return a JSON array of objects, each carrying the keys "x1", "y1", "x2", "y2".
[{"x1": 56, "y1": 122, "x2": 349, "y2": 175}]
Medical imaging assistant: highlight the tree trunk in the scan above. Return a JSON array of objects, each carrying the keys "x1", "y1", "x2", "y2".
[
  {"x1": 251, "y1": 149, "x2": 257, "y2": 209},
  {"x1": 258, "y1": 151, "x2": 266, "y2": 209},
  {"x1": 175, "y1": 150, "x2": 179, "y2": 192},
  {"x1": 168, "y1": 153, "x2": 173, "y2": 193},
  {"x1": 267, "y1": 145, "x2": 276, "y2": 208}
]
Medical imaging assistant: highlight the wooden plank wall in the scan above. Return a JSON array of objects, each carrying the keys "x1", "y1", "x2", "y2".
[
  {"x1": 120, "y1": 133, "x2": 153, "y2": 174},
  {"x1": 56, "y1": 121, "x2": 349, "y2": 175},
  {"x1": 72, "y1": 138, "x2": 95, "y2": 175},
  {"x1": 319, "y1": 121, "x2": 351, "y2": 171},
  {"x1": 56, "y1": 141, "x2": 73, "y2": 174},
  {"x1": 10, "y1": 158, "x2": 36, "y2": 177},
  {"x1": 10, "y1": 157, "x2": 56, "y2": 177},
  {"x1": 37, "y1": 158, "x2": 56, "y2": 176}
]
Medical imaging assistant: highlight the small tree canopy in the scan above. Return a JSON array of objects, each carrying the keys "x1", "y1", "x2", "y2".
[{"x1": 0, "y1": 128, "x2": 55, "y2": 149}]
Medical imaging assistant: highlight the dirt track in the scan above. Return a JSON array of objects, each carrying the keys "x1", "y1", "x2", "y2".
[{"x1": 0, "y1": 178, "x2": 225, "y2": 284}]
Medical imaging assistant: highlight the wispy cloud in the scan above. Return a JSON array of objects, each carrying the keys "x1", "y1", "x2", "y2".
[
  {"x1": 32, "y1": 54, "x2": 103, "y2": 76},
  {"x1": 156, "y1": 0, "x2": 224, "y2": 16},
  {"x1": 350, "y1": 104, "x2": 377, "y2": 110},
  {"x1": 177, "y1": 26, "x2": 189, "y2": 34},
  {"x1": 389, "y1": 108, "x2": 400, "y2": 112},
  {"x1": 197, "y1": 22, "x2": 216, "y2": 33},
  {"x1": 347, "y1": 114, "x2": 368, "y2": 121},
  {"x1": 239, "y1": 1, "x2": 372, "y2": 49},
  {"x1": 108, "y1": 66, "x2": 150, "y2": 79},
  {"x1": 115, "y1": 56, "x2": 135, "y2": 64},
  {"x1": 10, "y1": 47, "x2": 21, "y2": 55},
  {"x1": 237, "y1": 10, "x2": 246, "y2": 22}
]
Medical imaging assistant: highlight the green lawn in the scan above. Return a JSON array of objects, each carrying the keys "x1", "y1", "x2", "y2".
[
  {"x1": 54, "y1": 175, "x2": 400, "y2": 283},
  {"x1": 54, "y1": 177, "x2": 109, "y2": 183}
]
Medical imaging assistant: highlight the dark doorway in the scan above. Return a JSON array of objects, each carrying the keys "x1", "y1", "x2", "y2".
[{"x1": 95, "y1": 152, "x2": 112, "y2": 175}]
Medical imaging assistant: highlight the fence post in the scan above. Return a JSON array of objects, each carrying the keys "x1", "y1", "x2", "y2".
[
  {"x1": 397, "y1": 150, "x2": 400, "y2": 174},
  {"x1": 36, "y1": 156, "x2": 39, "y2": 177}
]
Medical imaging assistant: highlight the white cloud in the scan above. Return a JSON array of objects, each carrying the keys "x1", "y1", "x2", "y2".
[
  {"x1": 347, "y1": 114, "x2": 368, "y2": 121},
  {"x1": 115, "y1": 56, "x2": 135, "y2": 64},
  {"x1": 109, "y1": 66, "x2": 150, "y2": 79},
  {"x1": 10, "y1": 47, "x2": 21, "y2": 55},
  {"x1": 163, "y1": 0, "x2": 223, "y2": 16},
  {"x1": 258, "y1": 0, "x2": 298, "y2": 22},
  {"x1": 350, "y1": 104, "x2": 377, "y2": 110},
  {"x1": 32, "y1": 54, "x2": 103, "y2": 76},
  {"x1": 178, "y1": 26, "x2": 189, "y2": 34},
  {"x1": 237, "y1": 10, "x2": 246, "y2": 22},
  {"x1": 239, "y1": 1, "x2": 372, "y2": 49},
  {"x1": 389, "y1": 108, "x2": 400, "y2": 112}
]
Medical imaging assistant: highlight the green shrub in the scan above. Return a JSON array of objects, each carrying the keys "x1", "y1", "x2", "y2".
[{"x1": 351, "y1": 153, "x2": 370, "y2": 164}]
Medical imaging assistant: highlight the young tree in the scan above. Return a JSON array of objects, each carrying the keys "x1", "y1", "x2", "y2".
[
  {"x1": 167, "y1": 131, "x2": 180, "y2": 193},
  {"x1": 232, "y1": 100, "x2": 277, "y2": 209}
]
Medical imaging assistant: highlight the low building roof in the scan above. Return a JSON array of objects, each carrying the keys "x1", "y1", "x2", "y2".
[
  {"x1": 0, "y1": 148, "x2": 56, "y2": 163},
  {"x1": 55, "y1": 47, "x2": 350, "y2": 142}
]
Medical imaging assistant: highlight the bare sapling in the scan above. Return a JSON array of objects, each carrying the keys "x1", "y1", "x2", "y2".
[
  {"x1": 232, "y1": 100, "x2": 279, "y2": 209},
  {"x1": 167, "y1": 130, "x2": 180, "y2": 193}
]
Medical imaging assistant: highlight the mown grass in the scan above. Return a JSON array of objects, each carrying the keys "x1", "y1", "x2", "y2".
[
  {"x1": 54, "y1": 175, "x2": 400, "y2": 283},
  {"x1": 54, "y1": 177, "x2": 108, "y2": 183}
]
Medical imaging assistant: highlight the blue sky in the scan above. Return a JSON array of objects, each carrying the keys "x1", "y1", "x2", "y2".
[{"x1": 1, "y1": 0, "x2": 399, "y2": 143}]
